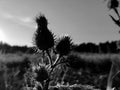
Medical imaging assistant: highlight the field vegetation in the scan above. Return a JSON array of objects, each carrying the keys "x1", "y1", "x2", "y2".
[
  {"x1": 0, "y1": 0, "x2": 120, "y2": 90},
  {"x1": 0, "y1": 52, "x2": 119, "y2": 90}
]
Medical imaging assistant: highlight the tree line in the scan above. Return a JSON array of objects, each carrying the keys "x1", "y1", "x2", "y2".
[
  {"x1": 73, "y1": 40, "x2": 118, "y2": 53},
  {"x1": 0, "y1": 40, "x2": 119, "y2": 54},
  {"x1": 0, "y1": 42, "x2": 34, "y2": 54}
]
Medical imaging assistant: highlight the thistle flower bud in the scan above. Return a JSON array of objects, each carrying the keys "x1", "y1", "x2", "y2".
[
  {"x1": 35, "y1": 65, "x2": 49, "y2": 82},
  {"x1": 56, "y1": 35, "x2": 72, "y2": 56},
  {"x1": 108, "y1": 0, "x2": 119, "y2": 10},
  {"x1": 34, "y1": 15, "x2": 54, "y2": 50}
]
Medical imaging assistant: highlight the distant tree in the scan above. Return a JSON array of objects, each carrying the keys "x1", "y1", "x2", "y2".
[
  {"x1": 86, "y1": 42, "x2": 99, "y2": 53},
  {"x1": 109, "y1": 41, "x2": 117, "y2": 53},
  {"x1": 73, "y1": 43, "x2": 86, "y2": 52},
  {"x1": 0, "y1": 42, "x2": 35, "y2": 54},
  {"x1": 0, "y1": 42, "x2": 11, "y2": 53},
  {"x1": 99, "y1": 42, "x2": 110, "y2": 53}
]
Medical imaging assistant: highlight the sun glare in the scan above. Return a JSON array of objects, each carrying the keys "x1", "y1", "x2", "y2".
[{"x1": 0, "y1": 28, "x2": 6, "y2": 42}]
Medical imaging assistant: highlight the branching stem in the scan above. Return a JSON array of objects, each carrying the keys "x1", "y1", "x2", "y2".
[
  {"x1": 114, "y1": 8, "x2": 120, "y2": 19},
  {"x1": 52, "y1": 55, "x2": 62, "y2": 67},
  {"x1": 46, "y1": 50, "x2": 52, "y2": 66}
]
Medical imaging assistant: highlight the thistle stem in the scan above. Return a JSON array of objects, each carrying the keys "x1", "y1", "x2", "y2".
[
  {"x1": 41, "y1": 50, "x2": 45, "y2": 64},
  {"x1": 55, "y1": 60, "x2": 67, "y2": 67},
  {"x1": 52, "y1": 55, "x2": 62, "y2": 68},
  {"x1": 44, "y1": 55, "x2": 63, "y2": 90},
  {"x1": 114, "y1": 8, "x2": 120, "y2": 19},
  {"x1": 43, "y1": 56, "x2": 62, "y2": 90},
  {"x1": 46, "y1": 50, "x2": 52, "y2": 66},
  {"x1": 43, "y1": 78, "x2": 50, "y2": 90}
]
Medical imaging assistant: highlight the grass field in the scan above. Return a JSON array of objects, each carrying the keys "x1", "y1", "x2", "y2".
[{"x1": 0, "y1": 52, "x2": 119, "y2": 90}]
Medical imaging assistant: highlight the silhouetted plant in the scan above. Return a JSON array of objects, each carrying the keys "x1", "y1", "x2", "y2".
[
  {"x1": 106, "y1": 0, "x2": 120, "y2": 27},
  {"x1": 33, "y1": 14, "x2": 73, "y2": 90},
  {"x1": 104, "y1": 0, "x2": 120, "y2": 52},
  {"x1": 108, "y1": 0, "x2": 120, "y2": 17},
  {"x1": 34, "y1": 14, "x2": 54, "y2": 51},
  {"x1": 35, "y1": 65, "x2": 49, "y2": 85},
  {"x1": 107, "y1": 0, "x2": 119, "y2": 9},
  {"x1": 103, "y1": 1, "x2": 120, "y2": 90},
  {"x1": 56, "y1": 35, "x2": 72, "y2": 56}
]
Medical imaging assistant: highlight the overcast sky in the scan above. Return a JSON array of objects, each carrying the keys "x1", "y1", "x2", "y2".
[{"x1": 0, "y1": 0, "x2": 119, "y2": 46}]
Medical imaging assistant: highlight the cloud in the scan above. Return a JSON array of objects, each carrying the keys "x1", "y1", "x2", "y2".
[
  {"x1": 0, "y1": 12, "x2": 36, "y2": 29},
  {"x1": 17, "y1": 17, "x2": 36, "y2": 29},
  {"x1": 1, "y1": 12, "x2": 14, "y2": 19},
  {"x1": 16, "y1": 16, "x2": 36, "y2": 29},
  {"x1": 19, "y1": 17, "x2": 33, "y2": 23}
]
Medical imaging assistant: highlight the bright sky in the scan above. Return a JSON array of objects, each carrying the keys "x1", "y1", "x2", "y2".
[{"x1": 0, "y1": 0, "x2": 120, "y2": 46}]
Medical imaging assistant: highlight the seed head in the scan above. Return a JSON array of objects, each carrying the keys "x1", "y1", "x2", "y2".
[
  {"x1": 35, "y1": 65, "x2": 49, "y2": 83},
  {"x1": 34, "y1": 14, "x2": 54, "y2": 50},
  {"x1": 108, "y1": 0, "x2": 119, "y2": 10},
  {"x1": 56, "y1": 35, "x2": 72, "y2": 56}
]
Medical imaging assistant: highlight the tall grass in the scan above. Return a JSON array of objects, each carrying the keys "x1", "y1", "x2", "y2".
[{"x1": 0, "y1": 52, "x2": 120, "y2": 90}]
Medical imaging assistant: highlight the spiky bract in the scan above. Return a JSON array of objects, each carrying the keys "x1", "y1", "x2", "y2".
[
  {"x1": 56, "y1": 35, "x2": 72, "y2": 56},
  {"x1": 36, "y1": 14, "x2": 48, "y2": 28},
  {"x1": 34, "y1": 15, "x2": 54, "y2": 50}
]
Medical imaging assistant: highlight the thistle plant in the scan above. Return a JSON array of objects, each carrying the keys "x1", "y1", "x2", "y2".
[
  {"x1": 33, "y1": 14, "x2": 72, "y2": 90},
  {"x1": 107, "y1": 0, "x2": 119, "y2": 12},
  {"x1": 35, "y1": 64, "x2": 49, "y2": 86},
  {"x1": 106, "y1": 0, "x2": 120, "y2": 27},
  {"x1": 105, "y1": 0, "x2": 120, "y2": 49},
  {"x1": 56, "y1": 35, "x2": 72, "y2": 56},
  {"x1": 34, "y1": 15, "x2": 54, "y2": 51}
]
